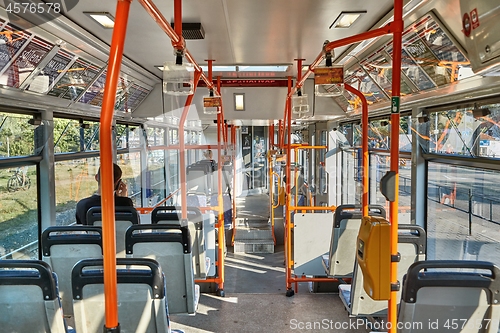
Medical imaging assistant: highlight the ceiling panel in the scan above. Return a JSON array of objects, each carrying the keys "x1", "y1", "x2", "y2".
[{"x1": 62, "y1": 0, "x2": 395, "y2": 78}]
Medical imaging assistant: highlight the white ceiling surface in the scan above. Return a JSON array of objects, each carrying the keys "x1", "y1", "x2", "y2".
[{"x1": 66, "y1": 0, "x2": 394, "y2": 72}]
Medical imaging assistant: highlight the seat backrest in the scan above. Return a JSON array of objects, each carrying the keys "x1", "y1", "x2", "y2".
[
  {"x1": 347, "y1": 224, "x2": 426, "y2": 317},
  {"x1": 0, "y1": 260, "x2": 67, "y2": 333},
  {"x1": 41, "y1": 226, "x2": 103, "y2": 317},
  {"x1": 398, "y1": 260, "x2": 500, "y2": 333},
  {"x1": 72, "y1": 258, "x2": 170, "y2": 333},
  {"x1": 152, "y1": 205, "x2": 207, "y2": 279},
  {"x1": 86, "y1": 206, "x2": 139, "y2": 257},
  {"x1": 125, "y1": 224, "x2": 199, "y2": 315},
  {"x1": 326, "y1": 204, "x2": 385, "y2": 278}
]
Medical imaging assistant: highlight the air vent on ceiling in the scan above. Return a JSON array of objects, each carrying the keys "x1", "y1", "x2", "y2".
[{"x1": 170, "y1": 22, "x2": 205, "y2": 40}]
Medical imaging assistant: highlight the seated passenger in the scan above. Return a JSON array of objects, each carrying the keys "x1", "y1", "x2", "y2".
[
  {"x1": 76, "y1": 163, "x2": 133, "y2": 225},
  {"x1": 204, "y1": 149, "x2": 217, "y2": 172}
]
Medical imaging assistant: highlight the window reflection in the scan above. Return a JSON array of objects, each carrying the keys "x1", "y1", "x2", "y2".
[
  {"x1": 427, "y1": 162, "x2": 500, "y2": 266},
  {"x1": 418, "y1": 103, "x2": 500, "y2": 158}
]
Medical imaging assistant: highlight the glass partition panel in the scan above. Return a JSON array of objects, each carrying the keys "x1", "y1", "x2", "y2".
[
  {"x1": 344, "y1": 65, "x2": 388, "y2": 104},
  {"x1": 352, "y1": 123, "x2": 362, "y2": 147},
  {"x1": 146, "y1": 127, "x2": 165, "y2": 146},
  {"x1": 146, "y1": 149, "x2": 166, "y2": 206},
  {"x1": 28, "y1": 48, "x2": 74, "y2": 94},
  {"x1": 341, "y1": 149, "x2": 359, "y2": 204},
  {"x1": 11, "y1": 37, "x2": 53, "y2": 88},
  {"x1": 427, "y1": 162, "x2": 500, "y2": 266},
  {"x1": 54, "y1": 157, "x2": 100, "y2": 226},
  {"x1": 169, "y1": 128, "x2": 178, "y2": 145},
  {"x1": 118, "y1": 152, "x2": 142, "y2": 207},
  {"x1": 361, "y1": 51, "x2": 413, "y2": 96},
  {"x1": 0, "y1": 22, "x2": 31, "y2": 86},
  {"x1": 400, "y1": 115, "x2": 413, "y2": 152},
  {"x1": 85, "y1": 71, "x2": 107, "y2": 107},
  {"x1": 167, "y1": 149, "x2": 179, "y2": 194},
  {"x1": 369, "y1": 154, "x2": 411, "y2": 224},
  {"x1": 368, "y1": 120, "x2": 390, "y2": 150},
  {"x1": 0, "y1": 165, "x2": 38, "y2": 259},
  {"x1": 319, "y1": 130, "x2": 328, "y2": 194},
  {"x1": 48, "y1": 59, "x2": 98, "y2": 100},
  {"x1": 128, "y1": 126, "x2": 142, "y2": 149},
  {"x1": 338, "y1": 123, "x2": 354, "y2": 147}
]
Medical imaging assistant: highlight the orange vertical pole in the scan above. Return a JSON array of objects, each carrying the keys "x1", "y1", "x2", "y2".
[
  {"x1": 278, "y1": 120, "x2": 283, "y2": 148},
  {"x1": 281, "y1": 107, "x2": 288, "y2": 149},
  {"x1": 295, "y1": 59, "x2": 304, "y2": 84},
  {"x1": 285, "y1": 76, "x2": 293, "y2": 295},
  {"x1": 179, "y1": 70, "x2": 202, "y2": 219},
  {"x1": 207, "y1": 59, "x2": 213, "y2": 83},
  {"x1": 389, "y1": 0, "x2": 403, "y2": 332},
  {"x1": 269, "y1": 151, "x2": 276, "y2": 244},
  {"x1": 269, "y1": 123, "x2": 276, "y2": 243},
  {"x1": 270, "y1": 124, "x2": 275, "y2": 147},
  {"x1": 345, "y1": 85, "x2": 369, "y2": 216},
  {"x1": 100, "y1": 0, "x2": 132, "y2": 330},
  {"x1": 174, "y1": 0, "x2": 182, "y2": 39},
  {"x1": 216, "y1": 76, "x2": 225, "y2": 293}
]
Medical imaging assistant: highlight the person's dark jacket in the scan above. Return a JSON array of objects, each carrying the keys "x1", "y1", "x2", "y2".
[{"x1": 75, "y1": 194, "x2": 134, "y2": 225}]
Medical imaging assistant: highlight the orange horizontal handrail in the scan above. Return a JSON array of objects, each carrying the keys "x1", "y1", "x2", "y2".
[
  {"x1": 288, "y1": 24, "x2": 394, "y2": 99},
  {"x1": 135, "y1": 188, "x2": 181, "y2": 214},
  {"x1": 289, "y1": 206, "x2": 336, "y2": 212},
  {"x1": 293, "y1": 145, "x2": 328, "y2": 150},
  {"x1": 167, "y1": 144, "x2": 224, "y2": 150}
]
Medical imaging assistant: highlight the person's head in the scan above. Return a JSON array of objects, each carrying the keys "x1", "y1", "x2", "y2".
[
  {"x1": 205, "y1": 149, "x2": 213, "y2": 160},
  {"x1": 95, "y1": 163, "x2": 123, "y2": 187}
]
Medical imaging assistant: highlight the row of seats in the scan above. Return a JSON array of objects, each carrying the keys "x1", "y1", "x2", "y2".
[
  {"x1": 323, "y1": 205, "x2": 500, "y2": 332},
  {"x1": 42, "y1": 207, "x2": 205, "y2": 318},
  {"x1": 0, "y1": 258, "x2": 172, "y2": 333},
  {"x1": 81, "y1": 205, "x2": 213, "y2": 278}
]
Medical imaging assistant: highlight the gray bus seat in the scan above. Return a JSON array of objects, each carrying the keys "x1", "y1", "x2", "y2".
[
  {"x1": 398, "y1": 260, "x2": 500, "y2": 333},
  {"x1": 322, "y1": 204, "x2": 386, "y2": 278},
  {"x1": 186, "y1": 193, "x2": 208, "y2": 208},
  {"x1": 86, "y1": 206, "x2": 139, "y2": 258},
  {"x1": 339, "y1": 224, "x2": 426, "y2": 317},
  {"x1": 72, "y1": 258, "x2": 170, "y2": 333},
  {"x1": 0, "y1": 260, "x2": 68, "y2": 333},
  {"x1": 125, "y1": 224, "x2": 199, "y2": 315},
  {"x1": 42, "y1": 226, "x2": 103, "y2": 318},
  {"x1": 152, "y1": 206, "x2": 208, "y2": 279}
]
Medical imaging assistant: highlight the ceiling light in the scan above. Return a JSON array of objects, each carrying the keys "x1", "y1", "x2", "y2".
[
  {"x1": 237, "y1": 65, "x2": 289, "y2": 72},
  {"x1": 200, "y1": 65, "x2": 237, "y2": 72},
  {"x1": 234, "y1": 93, "x2": 245, "y2": 111},
  {"x1": 84, "y1": 12, "x2": 115, "y2": 29},
  {"x1": 330, "y1": 11, "x2": 366, "y2": 29}
]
